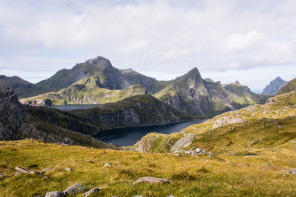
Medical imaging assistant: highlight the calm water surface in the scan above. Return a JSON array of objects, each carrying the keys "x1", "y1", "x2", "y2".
[
  {"x1": 47, "y1": 105, "x2": 207, "y2": 146},
  {"x1": 95, "y1": 119, "x2": 207, "y2": 146},
  {"x1": 47, "y1": 104, "x2": 100, "y2": 111}
]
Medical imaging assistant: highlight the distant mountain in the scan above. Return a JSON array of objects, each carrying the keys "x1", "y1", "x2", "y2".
[
  {"x1": 262, "y1": 76, "x2": 288, "y2": 95},
  {"x1": 0, "y1": 75, "x2": 33, "y2": 98},
  {"x1": 277, "y1": 78, "x2": 296, "y2": 95},
  {"x1": 0, "y1": 56, "x2": 156, "y2": 98},
  {"x1": 153, "y1": 68, "x2": 269, "y2": 116}
]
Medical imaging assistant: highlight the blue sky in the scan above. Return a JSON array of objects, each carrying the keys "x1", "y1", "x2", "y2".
[{"x1": 0, "y1": 0, "x2": 295, "y2": 93}]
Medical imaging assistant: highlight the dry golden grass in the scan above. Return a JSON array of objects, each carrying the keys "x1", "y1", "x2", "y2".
[{"x1": 1, "y1": 140, "x2": 296, "y2": 197}]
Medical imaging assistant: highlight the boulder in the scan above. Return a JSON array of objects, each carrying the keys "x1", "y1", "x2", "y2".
[
  {"x1": 133, "y1": 177, "x2": 172, "y2": 184},
  {"x1": 83, "y1": 188, "x2": 102, "y2": 197},
  {"x1": 63, "y1": 183, "x2": 85, "y2": 196},
  {"x1": 170, "y1": 134, "x2": 196, "y2": 152},
  {"x1": 45, "y1": 191, "x2": 65, "y2": 197}
]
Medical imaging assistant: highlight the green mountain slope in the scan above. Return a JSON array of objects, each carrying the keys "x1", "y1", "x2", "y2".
[
  {"x1": 20, "y1": 76, "x2": 146, "y2": 105},
  {"x1": 131, "y1": 91, "x2": 296, "y2": 154},
  {"x1": 277, "y1": 78, "x2": 296, "y2": 95},
  {"x1": 153, "y1": 68, "x2": 269, "y2": 117}
]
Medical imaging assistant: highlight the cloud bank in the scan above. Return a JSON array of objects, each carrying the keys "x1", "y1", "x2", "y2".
[{"x1": 0, "y1": 0, "x2": 295, "y2": 89}]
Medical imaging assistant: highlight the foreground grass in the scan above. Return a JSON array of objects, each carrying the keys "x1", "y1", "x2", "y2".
[{"x1": 1, "y1": 140, "x2": 296, "y2": 197}]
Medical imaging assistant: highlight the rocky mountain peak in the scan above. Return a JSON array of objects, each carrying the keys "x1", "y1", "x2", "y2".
[
  {"x1": 262, "y1": 76, "x2": 288, "y2": 95},
  {"x1": 84, "y1": 56, "x2": 113, "y2": 70}
]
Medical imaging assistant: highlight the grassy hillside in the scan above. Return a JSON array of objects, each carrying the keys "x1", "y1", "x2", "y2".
[
  {"x1": 277, "y1": 78, "x2": 296, "y2": 95},
  {"x1": 131, "y1": 91, "x2": 296, "y2": 155},
  {"x1": 20, "y1": 76, "x2": 146, "y2": 105},
  {"x1": 1, "y1": 140, "x2": 296, "y2": 197}
]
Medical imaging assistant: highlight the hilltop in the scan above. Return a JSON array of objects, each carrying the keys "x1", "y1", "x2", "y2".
[{"x1": 277, "y1": 78, "x2": 296, "y2": 95}]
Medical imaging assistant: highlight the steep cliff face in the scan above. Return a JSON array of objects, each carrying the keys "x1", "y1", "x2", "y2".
[
  {"x1": 0, "y1": 85, "x2": 24, "y2": 140},
  {"x1": 262, "y1": 76, "x2": 288, "y2": 95},
  {"x1": 0, "y1": 85, "x2": 116, "y2": 148},
  {"x1": 70, "y1": 95, "x2": 192, "y2": 132},
  {"x1": 153, "y1": 68, "x2": 269, "y2": 116}
]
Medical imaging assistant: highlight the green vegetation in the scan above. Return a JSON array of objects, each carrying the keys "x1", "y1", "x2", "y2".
[
  {"x1": 277, "y1": 78, "x2": 296, "y2": 95},
  {"x1": 131, "y1": 91, "x2": 296, "y2": 154},
  {"x1": 20, "y1": 77, "x2": 146, "y2": 105},
  {"x1": 1, "y1": 139, "x2": 296, "y2": 196}
]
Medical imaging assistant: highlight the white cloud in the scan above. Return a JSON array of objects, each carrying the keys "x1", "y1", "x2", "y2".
[
  {"x1": 224, "y1": 30, "x2": 265, "y2": 53},
  {"x1": 0, "y1": 0, "x2": 295, "y2": 88}
]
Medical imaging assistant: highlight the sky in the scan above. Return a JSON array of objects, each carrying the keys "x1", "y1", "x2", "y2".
[{"x1": 0, "y1": 0, "x2": 295, "y2": 93}]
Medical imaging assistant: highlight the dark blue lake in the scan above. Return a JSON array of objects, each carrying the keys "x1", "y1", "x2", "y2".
[
  {"x1": 47, "y1": 104, "x2": 100, "y2": 111},
  {"x1": 47, "y1": 105, "x2": 207, "y2": 146},
  {"x1": 95, "y1": 119, "x2": 207, "y2": 146}
]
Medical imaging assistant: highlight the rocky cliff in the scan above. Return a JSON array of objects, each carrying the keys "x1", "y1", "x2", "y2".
[
  {"x1": 262, "y1": 76, "x2": 288, "y2": 95},
  {"x1": 0, "y1": 84, "x2": 116, "y2": 148}
]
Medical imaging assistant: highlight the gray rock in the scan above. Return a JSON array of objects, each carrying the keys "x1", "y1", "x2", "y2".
[
  {"x1": 63, "y1": 183, "x2": 85, "y2": 196},
  {"x1": 133, "y1": 177, "x2": 172, "y2": 184},
  {"x1": 170, "y1": 134, "x2": 196, "y2": 152},
  {"x1": 40, "y1": 168, "x2": 52, "y2": 173},
  {"x1": 65, "y1": 168, "x2": 73, "y2": 172},
  {"x1": 287, "y1": 168, "x2": 296, "y2": 175},
  {"x1": 212, "y1": 117, "x2": 246, "y2": 129},
  {"x1": 15, "y1": 166, "x2": 32, "y2": 174},
  {"x1": 45, "y1": 191, "x2": 65, "y2": 197},
  {"x1": 104, "y1": 163, "x2": 112, "y2": 167},
  {"x1": 83, "y1": 188, "x2": 102, "y2": 197}
]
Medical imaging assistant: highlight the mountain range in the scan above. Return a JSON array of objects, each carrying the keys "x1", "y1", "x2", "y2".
[{"x1": 0, "y1": 56, "x2": 269, "y2": 117}]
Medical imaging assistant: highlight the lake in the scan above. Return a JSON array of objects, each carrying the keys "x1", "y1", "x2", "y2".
[
  {"x1": 47, "y1": 104, "x2": 100, "y2": 111},
  {"x1": 94, "y1": 119, "x2": 207, "y2": 146}
]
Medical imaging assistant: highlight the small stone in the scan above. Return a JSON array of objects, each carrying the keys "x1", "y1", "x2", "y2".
[
  {"x1": 133, "y1": 177, "x2": 172, "y2": 184},
  {"x1": 40, "y1": 168, "x2": 52, "y2": 173},
  {"x1": 104, "y1": 163, "x2": 112, "y2": 167},
  {"x1": 266, "y1": 163, "x2": 271, "y2": 166},
  {"x1": 44, "y1": 176, "x2": 49, "y2": 179},
  {"x1": 83, "y1": 188, "x2": 102, "y2": 197},
  {"x1": 65, "y1": 168, "x2": 73, "y2": 172},
  {"x1": 208, "y1": 153, "x2": 214, "y2": 159},
  {"x1": 287, "y1": 168, "x2": 296, "y2": 175},
  {"x1": 45, "y1": 191, "x2": 65, "y2": 197},
  {"x1": 89, "y1": 160, "x2": 95, "y2": 163},
  {"x1": 63, "y1": 183, "x2": 85, "y2": 196}
]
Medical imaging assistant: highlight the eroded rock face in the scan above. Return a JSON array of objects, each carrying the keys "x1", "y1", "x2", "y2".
[{"x1": 0, "y1": 85, "x2": 24, "y2": 140}]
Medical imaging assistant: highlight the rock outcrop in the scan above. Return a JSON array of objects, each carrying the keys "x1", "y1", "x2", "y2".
[
  {"x1": 0, "y1": 85, "x2": 24, "y2": 140},
  {"x1": 0, "y1": 85, "x2": 117, "y2": 149},
  {"x1": 133, "y1": 177, "x2": 172, "y2": 184}
]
